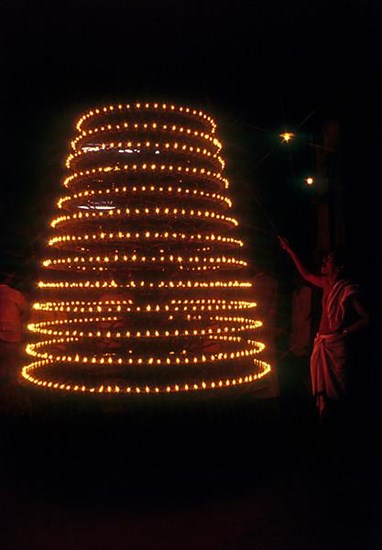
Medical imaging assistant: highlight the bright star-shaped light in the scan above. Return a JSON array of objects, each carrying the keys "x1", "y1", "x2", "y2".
[{"x1": 280, "y1": 131, "x2": 295, "y2": 143}]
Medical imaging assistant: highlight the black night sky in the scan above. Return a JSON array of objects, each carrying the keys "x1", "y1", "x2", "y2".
[
  {"x1": 2, "y1": 1, "x2": 378, "y2": 284},
  {"x1": 1, "y1": 0, "x2": 379, "y2": 345}
]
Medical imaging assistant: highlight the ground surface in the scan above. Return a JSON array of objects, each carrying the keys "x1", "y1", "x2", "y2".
[{"x1": 0, "y1": 370, "x2": 379, "y2": 550}]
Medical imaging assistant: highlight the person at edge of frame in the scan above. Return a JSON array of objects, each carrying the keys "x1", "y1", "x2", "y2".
[{"x1": 278, "y1": 236, "x2": 369, "y2": 457}]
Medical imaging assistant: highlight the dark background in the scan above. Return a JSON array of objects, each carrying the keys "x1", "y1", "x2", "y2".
[
  {"x1": 1, "y1": 0, "x2": 379, "y2": 379},
  {"x1": 1, "y1": 0, "x2": 379, "y2": 364},
  {"x1": 1, "y1": 0, "x2": 378, "y2": 277}
]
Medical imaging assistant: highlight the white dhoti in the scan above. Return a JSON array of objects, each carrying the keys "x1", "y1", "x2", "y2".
[{"x1": 310, "y1": 333, "x2": 348, "y2": 406}]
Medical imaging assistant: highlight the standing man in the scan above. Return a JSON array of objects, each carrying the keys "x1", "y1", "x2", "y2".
[
  {"x1": 0, "y1": 274, "x2": 29, "y2": 414},
  {"x1": 278, "y1": 238, "x2": 369, "y2": 426}
]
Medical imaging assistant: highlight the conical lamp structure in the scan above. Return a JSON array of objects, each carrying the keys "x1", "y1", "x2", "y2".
[{"x1": 22, "y1": 102, "x2": 271, "y2": 396}]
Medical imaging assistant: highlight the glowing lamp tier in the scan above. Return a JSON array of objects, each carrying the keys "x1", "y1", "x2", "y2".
[{"x1": 22, "y1": 102, "x2": 271, "y2": 396}]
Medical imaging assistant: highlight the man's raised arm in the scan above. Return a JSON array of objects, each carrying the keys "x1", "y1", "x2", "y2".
[{"x1": 278, "y1": 236, "x2": 325, "y2": 288}]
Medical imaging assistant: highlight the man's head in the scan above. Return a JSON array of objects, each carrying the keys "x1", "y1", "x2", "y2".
[{"x1": 320, "y1": 248, "x2": 348, "y2": 277}]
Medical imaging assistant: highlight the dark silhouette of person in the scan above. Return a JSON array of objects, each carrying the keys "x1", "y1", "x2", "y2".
[{"x1": 0, "y1": 273, "x2": 29, "y2": 415}]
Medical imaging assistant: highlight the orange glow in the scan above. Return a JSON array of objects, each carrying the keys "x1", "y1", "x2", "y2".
[
  {"x1": 280, "y1": 131, "x2": 295, "y2": 143},
  {"x1": 22, "y1": 102, "x2": 272, "y2": 396}
]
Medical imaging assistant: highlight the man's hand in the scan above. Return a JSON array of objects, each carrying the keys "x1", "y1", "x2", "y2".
[{"x1": 278, "y1": 236, "x2": 292, "y2": 254}]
